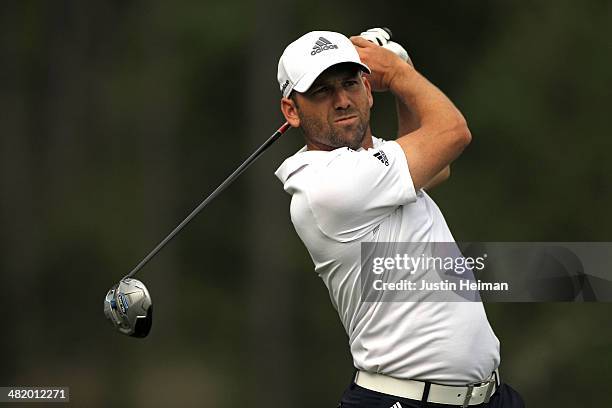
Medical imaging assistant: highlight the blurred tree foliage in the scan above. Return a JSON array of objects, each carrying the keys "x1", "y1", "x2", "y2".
[{"x1": 0, "y1": 0, "x2": 610, "y2": 406}]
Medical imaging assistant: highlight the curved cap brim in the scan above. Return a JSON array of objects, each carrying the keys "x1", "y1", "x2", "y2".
[{"x1": 293, "y1": 60, "x2": 371, "y2": 94}]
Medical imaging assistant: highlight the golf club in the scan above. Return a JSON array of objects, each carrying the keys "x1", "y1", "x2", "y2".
[
  {"x1": 104, "y1": 122, "x2": 291, "y2": 337},
  {"x1": 103, "y1": 26, "x2": 410, "y2": 339}
]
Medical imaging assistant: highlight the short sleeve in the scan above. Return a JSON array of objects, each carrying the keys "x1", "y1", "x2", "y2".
[{"x1": 305, "y1": 140, "x2": 417, "y2": 242}]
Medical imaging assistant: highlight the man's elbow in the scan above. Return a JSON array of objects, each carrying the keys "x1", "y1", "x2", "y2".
[{"x1": 453, "y1": 118, "x2": 472, "y2": 149}]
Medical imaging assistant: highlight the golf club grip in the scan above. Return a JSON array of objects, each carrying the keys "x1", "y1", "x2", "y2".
[{"x1": 124, "y1": 122, "x2": 291, "y2": 279}]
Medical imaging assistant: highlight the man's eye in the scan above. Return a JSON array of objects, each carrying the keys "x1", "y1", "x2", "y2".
[
  {"x1": 344, "y1": 80, "x2": 358, "y2": 87},
  {"x1": 313, "y1": 87, "x2": 328, "y2": 94}
]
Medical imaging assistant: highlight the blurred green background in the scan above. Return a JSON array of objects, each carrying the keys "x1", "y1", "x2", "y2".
[{"x1": 1, "y1": 0, "x2": 611, "y2": 406}]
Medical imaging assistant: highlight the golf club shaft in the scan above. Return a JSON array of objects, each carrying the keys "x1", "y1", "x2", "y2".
[{"x1": 124, "y1": 122, "x2": 291, "y2": 279}]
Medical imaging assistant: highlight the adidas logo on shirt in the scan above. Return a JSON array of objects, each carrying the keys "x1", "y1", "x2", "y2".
[
  {"x1": 311, "y1": 37, "x2": 338, "y2": 55},
  {"x1": 390, "y1": 402, "x2": 403, "y2": 408},
  {"x1": 373, "y1": 150, "x2": 389, "y2": 166}
]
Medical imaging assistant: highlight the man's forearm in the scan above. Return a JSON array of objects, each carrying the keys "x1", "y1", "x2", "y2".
[
  {"x1": 396, "y1": 96, "x2": 450, "y2": 191},
  {"x1": 395, "y1": 97, "x2": 420, "y2": 136},
  {"x1": 393, "y1": 75, "x2": 456, "y2": 191},
  {"x1": 389, "y1": 65, "x2": 470, "y2": 190},
  {"x1": 390, "y1": 66, "x2": 466, "y2": 134}
]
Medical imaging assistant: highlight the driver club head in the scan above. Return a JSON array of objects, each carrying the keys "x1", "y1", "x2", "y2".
[
  {"x1": 104, "y1": 278, "x2": 153, "y2": 338},
  {"x1": 102, "y1": 122, "x2": 290, "y2": 339}
]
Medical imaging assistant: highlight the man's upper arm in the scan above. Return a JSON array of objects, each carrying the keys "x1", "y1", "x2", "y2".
[
  {"x1": 395, "y1": 122, "x2": 470, "y2": 191},
  {"x1": 306, "y1": 141, "x2": 417, "y2": 242}
]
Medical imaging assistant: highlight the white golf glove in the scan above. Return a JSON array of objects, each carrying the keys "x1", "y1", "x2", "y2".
[
  {"x1": 359, "y1": 27, "x2": 413, "y2": 66},
  {"x1": 359, "y1": 27, "x2": 391, "y2": 46}
]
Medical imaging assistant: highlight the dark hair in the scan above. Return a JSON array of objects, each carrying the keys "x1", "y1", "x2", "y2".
[{"x1": 289, "y1": 91, "x2": 299, "y2": 108}]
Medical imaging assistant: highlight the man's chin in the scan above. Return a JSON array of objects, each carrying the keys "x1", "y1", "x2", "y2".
[
  {"x1": 306, "y1": 126, "x2": 366, "y2": 150},
  {"x1": 341, "y1": 131, "x2": 366, "y2": 150}
]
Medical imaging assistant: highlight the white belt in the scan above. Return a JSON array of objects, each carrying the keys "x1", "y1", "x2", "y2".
[{"x1": 354, "y1": 369, "x2": 499, "y2": 407}]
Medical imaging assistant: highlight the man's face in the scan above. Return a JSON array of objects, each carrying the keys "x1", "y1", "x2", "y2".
[{"x1": 289, "y1": 63, "x2": 373, "y2": 150}]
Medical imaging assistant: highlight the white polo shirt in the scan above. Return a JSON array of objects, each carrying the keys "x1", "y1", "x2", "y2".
[{"x1": 274, "y1": 136, "x2": 500, "y2": 385}]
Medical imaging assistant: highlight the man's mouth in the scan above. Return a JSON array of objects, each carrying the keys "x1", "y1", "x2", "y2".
[{"x1": 334, "y1": 115, "x2": 358, "y2": 124}]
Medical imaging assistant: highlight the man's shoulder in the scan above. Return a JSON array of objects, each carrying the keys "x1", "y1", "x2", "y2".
[
  {"x1": 274, "y1": 137, "x2": 398, "y2": 189},
  {"x1": 275, "y1": 146, "x2": 354, "y2": 186}
]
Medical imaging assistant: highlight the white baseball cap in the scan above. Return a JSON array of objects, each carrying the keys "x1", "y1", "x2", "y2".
[{"x1": 277, "y1": 30, "x2": 371, "y2": 98}]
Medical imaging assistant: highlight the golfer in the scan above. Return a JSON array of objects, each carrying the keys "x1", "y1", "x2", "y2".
[{"x1": 274, "y1": 30, "x2": 524, "y2": 407}]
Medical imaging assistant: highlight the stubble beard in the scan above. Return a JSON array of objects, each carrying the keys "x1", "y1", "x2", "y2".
[{"x1": 299, "y1": 109, "x2": 370, "y2": 151}]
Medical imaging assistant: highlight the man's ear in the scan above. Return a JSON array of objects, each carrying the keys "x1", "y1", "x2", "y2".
[
  {"x1": 280, "y1": 97, "x2": 300, "y2": 128},
  {"x1": 362, "y1": 75, "x2": 374, "y2": 108}
]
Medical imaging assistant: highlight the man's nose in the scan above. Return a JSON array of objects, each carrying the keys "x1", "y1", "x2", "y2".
[{"x1": 333, "y1": 88, "x2": 351, "y2": 110}]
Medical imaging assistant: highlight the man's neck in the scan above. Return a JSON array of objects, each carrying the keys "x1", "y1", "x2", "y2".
[{"x1": 306, "y1": 131, "x2": 374, "y2": 151}]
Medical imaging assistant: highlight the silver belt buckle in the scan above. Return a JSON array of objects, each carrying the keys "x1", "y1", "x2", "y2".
[
  {"x1": 482, "y1": 371, "x2": 498, "y2": 403},
  {"x1": 462, "y1": 371, "x2": 496, "y2": 407}
]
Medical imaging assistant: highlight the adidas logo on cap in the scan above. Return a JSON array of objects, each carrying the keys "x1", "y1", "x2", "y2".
[
  {"x1": 311, "y1": 37, "x2": 338, "y2": 55},
  {"x1": 280, "y1": 79, "x2": 290, "y2": 94}
]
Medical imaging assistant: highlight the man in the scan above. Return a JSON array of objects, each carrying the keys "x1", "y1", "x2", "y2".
[{"x1": 274, "y1": 30, "x2": 524, "y2": 408}]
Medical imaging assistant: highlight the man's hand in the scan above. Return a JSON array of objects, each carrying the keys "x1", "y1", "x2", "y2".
[
  {"x1": 350, "y1": 36, "x2": 409, "y2": 92},
  {"x1": 358, "y1": 27, "x2": 413, "y2": 65}
]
